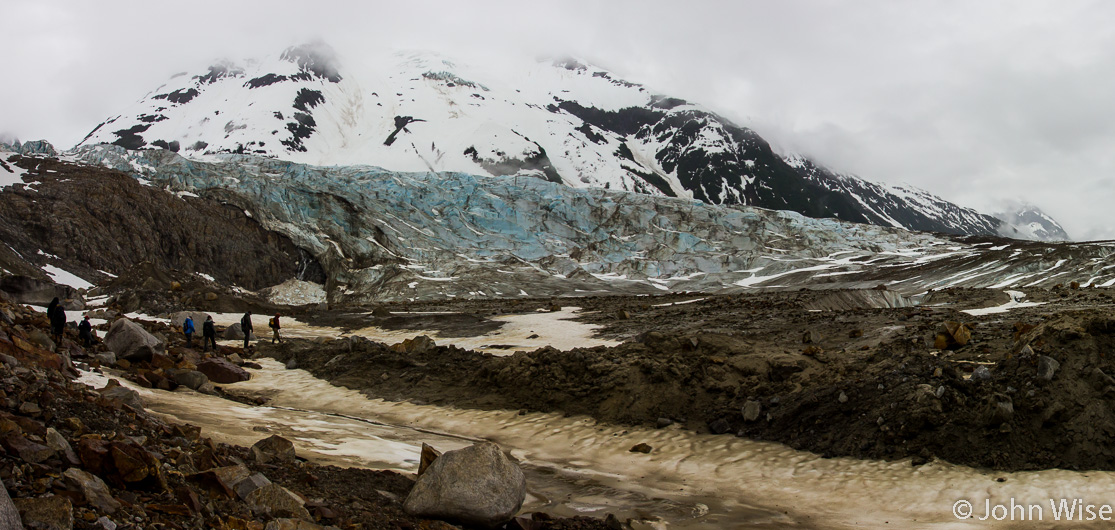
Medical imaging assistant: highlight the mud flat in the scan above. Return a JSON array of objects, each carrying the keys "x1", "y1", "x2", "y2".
[{"x1": 264, "y1": 287, "x2": 1115, "y2": 472}]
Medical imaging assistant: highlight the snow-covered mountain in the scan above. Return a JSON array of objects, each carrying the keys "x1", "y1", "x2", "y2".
[
  {"x1": 78, "y1": 43, "x2": 1049, "y2": 239},
  {"x1": 994, "y1": 203, "x2": 1070, "y2": 241}
]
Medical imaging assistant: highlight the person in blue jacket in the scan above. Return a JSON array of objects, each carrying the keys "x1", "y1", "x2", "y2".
[{"x1": 183, "y1": 315, "x2": 195, "y2": 348}]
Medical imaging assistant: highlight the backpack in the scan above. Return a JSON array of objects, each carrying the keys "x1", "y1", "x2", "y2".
[{"x1": 269, "y1": 317, "x2": 276, "y2": 329}]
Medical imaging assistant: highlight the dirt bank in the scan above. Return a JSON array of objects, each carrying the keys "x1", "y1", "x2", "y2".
[{"x1": 266, "y1": 286, "x2": 1115, "y2": 472}]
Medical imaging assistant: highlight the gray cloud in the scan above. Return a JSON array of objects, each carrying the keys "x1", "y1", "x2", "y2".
[{"x1": 3, "y1": 0, "x2": 1114, "y2": 239}]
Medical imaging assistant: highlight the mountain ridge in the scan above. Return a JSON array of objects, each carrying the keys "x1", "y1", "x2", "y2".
[{"x1": 76, "y1": 44, "x2": 1056, "y2": 241}]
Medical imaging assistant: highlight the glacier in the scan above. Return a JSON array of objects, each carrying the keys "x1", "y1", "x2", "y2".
[{"x1": 67, "y1": 143, "x2": 1115, "y2": 303}]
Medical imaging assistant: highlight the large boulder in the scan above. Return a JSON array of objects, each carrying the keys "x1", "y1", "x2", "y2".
[
  {"x1": 223, "y1": 322, "x2": 256, "y2": 341},
  {"x1": 197, "y1": 358, "x2": 251, "y2": 384},
  {"x1": 403, "y1": 442, "x2": 526, "y2": 528},
  {"x1": 103, "y1": 318, "x2": 163, "y2": 363}
]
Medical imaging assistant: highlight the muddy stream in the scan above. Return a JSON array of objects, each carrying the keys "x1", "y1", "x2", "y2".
[{"x1": 81, "y1": 306, "x2": 1115, "y2": 529}]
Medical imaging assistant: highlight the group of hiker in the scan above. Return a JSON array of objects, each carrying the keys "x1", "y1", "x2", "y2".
[
  {"x1": 48, "y1": 295, "x2": 285, "y2": 353},
  {"x1": 180, "y1": 310, "x2": 283, "y2": 351},
  {"x1": 47, "y1": 297, "x2": 95, "y2": 348}
]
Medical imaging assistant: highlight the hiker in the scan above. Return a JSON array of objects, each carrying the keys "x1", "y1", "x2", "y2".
[
  {"x1": 78, "y1": 315, "x2": 94, "y2": 347},
  {"x1": 46, "y1": 297, "x2": 60, "y2": 322},
  {"x1": 183, "y1": 315, "x2": 195, "y2": 348},
  {"x1": 269, "y1": 313, "x2": 283, "y2": 344},
  {"x1": 50, "y1": 301, "x2": 66, "y2": 346},
  {"x1": 202, "y1": 315, "x2": 217, "y2": 352},
  {"x1": 241, "y1": 311, "x2": 253, "y2": 349}
]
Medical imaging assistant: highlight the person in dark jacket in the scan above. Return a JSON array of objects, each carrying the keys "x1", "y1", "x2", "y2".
[
  {"x1": 46, "y1": 297, "x2": 60, "y2": 321},
  {"x1": 183, "y1": 316, "x2": 195, "y2": 348},
  {"x1": 50, "y1": 302, "x2": 66, "y2": 345},
  {"x1": 202, "y1": 315, "x2": 217, "y2": 352},
  {"x1": 241, "y1": 311, "x2": 253, "y2": 349},
  {"x1": 78, "y1": 315, "x2": 94, "y2": 347}
]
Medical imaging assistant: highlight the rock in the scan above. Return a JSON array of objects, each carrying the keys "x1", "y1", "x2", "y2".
[
  {"x1": 848, "y1": 328, "x2": 864, "y2": 338},
  {"x1": 28, "y1": 329, "x2": 55, "y2": 352},
  {"x1": 938, "y1": 321, "x2": 971, "y2": 349},
  {"x1": 2, "y1": 432, "x2": 54, "y2": 463},
  {"x1": 171, "y1": 370, "x2": 210, "y2": 391},
  {"x1": 96, "y1": 516, "x2": 116, "y2": 530},
  {"x1": 629, "y1": 443, "x2": 652, "y2": 453},
  {"x1": 741, "y1": 400, "x2": 761, "y2": 422},
  {"x1": 838, "y1": 391, "x2": 848, "y2": 404},
  {"x1": 403, "y1": 441, "x2": 526, "y2": 528},
  {"x1": 94, "y1": 352, "x2": 116, "y2": 366},
  {"x1": 189, "y1": 464, "x2": 251, "y2": 498},
  {"x1": 372, "y1": 306, "x2": 392, "y2": 318},
  {"x1": 19, "y1": 401, "x2": 41, "y2": 415},
  {"x1": 988, "y1": 397, "x2": 1014, "y2": 426},
  {"x1": 0, "y1": 482, "x2": 21, "y2": 529},
  {"x1": 103, "y1": 318, "x2": 163, "y2": 363},
  {"x1": 390, "y1": 335, "x2": 435, "y2": 354},
  {"x1": 228, "y1": 353, "x2": 244, "y2": 365},
  {"x1": 802, "y1": 330, "x2": 819, "y2": 344},
  {"x1": 708, "y1": 418, "x2": 731, "y2": 435},
  {"x1": 251, "y1": 435, "x2": 296, "y2": 464},
  {"x1": 245, "y1": 483, "x2": 312, "y2": 519},
  {"x1": 615, "y1": 310, "x2": 630, "y2": 320},
  {"x1": 149, "y1": 352, "x2": 176, "y2": 370},
  {"x1": 265, "y1": 519, "x2": 329, "y2": 530},
  {"x1": 198, "y1": 381, "x2": 217, "y2": 395},
  {"x1": 205, "y1": 292, "x2": 219, "y2": 301},
  {"x1": 233, "y1": 473, "x2": 272, "y2": 500},
  {"x1": 197, "y1": 357, "x2": 251, "y2": 384},
  {"x1": 45, "y1": 428, "x2": 79, "y2": 466},
  {"x1": 655, "y1": 417, "x2": 673, "y2": 429},
  {"x1": 97, "y1": 381, "x2": 145, "y2": 411},
  {"x1": 418, "y1": 443, "x2": 441, "y2": 477},
  {"x1": 1038, "y1": 355, "x2": 1060, "y2": 381},
  {"x1": 14, "y1": 496, "x2": 72, "y2": 530},
  {"x1": 63, "y1": 468, "x2": 121, "y2": 514},
  {"x1": 971, "y1": 366, "x2": 992, "y2": 381}
]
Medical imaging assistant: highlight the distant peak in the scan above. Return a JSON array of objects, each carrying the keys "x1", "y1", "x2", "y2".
[{"x1": 280, "y1": 41, "x2": 342, "y2": 82}]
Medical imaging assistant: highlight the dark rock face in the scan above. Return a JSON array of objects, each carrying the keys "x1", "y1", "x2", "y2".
[
  {"x1": 0, "y1": 155, "x2": 321, "y2": 290},
  {"x1": 556, "y1": 98, "x2": 1003, "y2": 237}
]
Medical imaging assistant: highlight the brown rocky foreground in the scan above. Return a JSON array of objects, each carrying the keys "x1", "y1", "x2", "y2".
[
  {"x1": 0, "y1": 296, "x2": 611, "y2": 530},
  {"x1": 268, "y1": 286, "x2": 1115, "y2": 472}
]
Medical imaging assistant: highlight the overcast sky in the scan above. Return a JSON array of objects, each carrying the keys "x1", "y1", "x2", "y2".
[{"x1": 4, "y1": 0, "x2": 1114, "y2": 240}]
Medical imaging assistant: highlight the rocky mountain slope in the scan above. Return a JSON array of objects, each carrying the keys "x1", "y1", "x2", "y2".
[
  {"x1": 0, "y1": 145, "x2": 323, "y2": 297},
  {"x1": 75, "y1": 44, "x2": 1030, "y2": 239}
]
